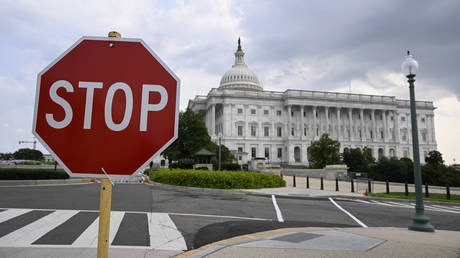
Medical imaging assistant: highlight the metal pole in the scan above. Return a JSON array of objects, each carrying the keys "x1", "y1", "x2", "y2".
[
  {"x1": 407, "y1": 74, "x2": 434, "y2": 232},
  {"x1": 351, "y1": 178, "x2": 354, "y2": 193},
  {"x1": 320, "y1": 177, "x2": 324, "y2": 190},
  {"x1": 368, "y1": 179, "x2": 372, "y2": 193},
  {"x1": 335, "y1": 178, "x2": 339, "y2": 191},
  {"x1": 306, "y1": 176, "x2": 309, "y2": 189},
  {"x1": 218, "y1": 136, "x2": 222, "y2": 171},
  {"x1": 446, "y1": 184, "x2": 451, "y2": 200},
  {"x1": 425, "y1": 183, "x2": 429, "y2": 198},
  {"x1": 386, "y1": 180, "x2": 390, "y2": 194},
  {"x1": 405, "y1": 181, "x2": 409, "y2": 196},
  {"x1": 293, "y1": 175, "x2": 296, "y2": 187}
]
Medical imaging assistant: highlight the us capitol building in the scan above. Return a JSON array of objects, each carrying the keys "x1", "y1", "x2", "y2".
[{"x1": 188, "y1": 39, "x2": 437, "y2": 166}]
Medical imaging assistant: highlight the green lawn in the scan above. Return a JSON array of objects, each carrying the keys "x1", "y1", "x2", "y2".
[{"x1": 370, "y1": 192, "x2": 460, "y2": 203}]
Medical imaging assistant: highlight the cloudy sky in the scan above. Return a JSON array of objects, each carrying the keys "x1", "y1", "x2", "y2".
[{"x1": 1, "y1": 0, "x2": 459, "y2": 164}]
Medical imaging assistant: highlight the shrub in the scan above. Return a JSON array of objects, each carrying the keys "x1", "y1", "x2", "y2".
[
  {"x1": 150, "y1": 168, "x2": 285, "y2": 189},
  {"x1": 219, "y1": 162, "x2": 241, "y2": 171},
  {"x1": 0, "y1": 168, "x2": 69, "y2": 180},
  {"x1": 170, "y1": 159, "x2": 194, "y2": 169}
]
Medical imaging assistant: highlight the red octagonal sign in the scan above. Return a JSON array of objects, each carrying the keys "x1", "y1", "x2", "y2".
[{"x1": 33, "y1": 36, "x2": 180, "y2": 179}]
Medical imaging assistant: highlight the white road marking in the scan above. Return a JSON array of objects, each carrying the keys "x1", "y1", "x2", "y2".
[
  {"x1": 349, "y1": 200, "x2": 460, "y2": 214},
  {"x1": 0, "y1": 210, "x2": 78, "y2": 247},
  {"x1": 431, "y1": 205, "x2": 460, "y2": 212},
  {"x1": 271, "y1": 195, "x2": 284, "y2": 222},
  {"x1": 147, "y1": 213, "x2": 187, "y2": 250},
  {"x1": 72, "y1": 211, "x2": 125, "y2": 247},
  {"x1": 329, "y1": 198, "x2": 368, "y2": 228},
  {"x1": 0, "y1": 209, "x2": 31, "y2": 223},
  {"x1": 166, "y1": 212, "x2": 272, "y2": 221},
  {"x1": 352, "y1": 199, "x2": 372, "y2": 204}
]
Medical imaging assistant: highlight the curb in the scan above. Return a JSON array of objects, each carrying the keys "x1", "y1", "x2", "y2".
[
  {"x1": 0, "y1": 178, "x2": 92, "y2": 187},
  {"x1": 146, "y1": 181, "x2": 458, "y2": 205}
]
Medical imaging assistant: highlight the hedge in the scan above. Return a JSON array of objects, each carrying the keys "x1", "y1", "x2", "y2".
[
  {"x1": 149, "y1": 168, "x2": 285, "y2": 189},
  {"x1": 0, "y1": 168, "x2": 69, "y2": 180}
]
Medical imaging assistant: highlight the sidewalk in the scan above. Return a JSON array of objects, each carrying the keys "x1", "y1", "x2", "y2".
[{"x1": 180, "y1": 227, "x2": 460, "y2": 258}]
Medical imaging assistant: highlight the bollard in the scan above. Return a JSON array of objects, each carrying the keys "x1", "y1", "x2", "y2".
[
  {"x1": 386, "y1": 180, "x2": 390, "y2": 194},
  {"x1": 320, "y1": 177, "x2": 324, "y2": 190},
  {"x1": 335, "y1": 178, "x2": 339, "y2": 191},
  {"x1": 405, "y1": 181, "x2": 409, "y2": 196},
  {"x1": 351, "y1": 179, "x2": 354, "y2": 193},
  {"x1": 293, "y1": 175, "x2": 296, "y2": 187},
  {"x1": 446, "y1": 184, "x2": 451, "y2": 200},
  {"x1": 306, "y1": 176, "x2": 310, "y2": 189},
  {"x1": 368, "y1": 179, "x2": 372, "y2": 193},
  {"x1": 425, "y1": 182, "x2": 429, "y2": 198}
]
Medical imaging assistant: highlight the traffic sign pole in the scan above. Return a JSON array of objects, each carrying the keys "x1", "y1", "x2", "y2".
[{"x1": 97, "y1": 178, "x2": 112, "y2": 258}]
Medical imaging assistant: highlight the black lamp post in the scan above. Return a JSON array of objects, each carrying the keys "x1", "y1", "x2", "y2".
[
  {"x1": 402, "y1": 51, "x2": 435, "y2": 232},
  {"x1": 218, "y1": 133, "x2": 222, "y2": 171}
]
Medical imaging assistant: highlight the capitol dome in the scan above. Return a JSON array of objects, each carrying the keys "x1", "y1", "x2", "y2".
[{"x1": 219, "y1": 38, "x2": 262, "y2": 91}]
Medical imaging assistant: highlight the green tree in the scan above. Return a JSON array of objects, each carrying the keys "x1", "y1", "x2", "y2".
[
  {"x1": 342, "y1": 147, "x2": 375, "y2": 172},
  {"x1": 0, "y1": 153, "x2": 14, "y2": 160},
  {"x1": 12, "y1": 148, "x2": 43, "y2": 160},
  {"x1": 162, "y1": 108, "x2": 233, "y2": 163},
  {"x1": 369, "y1": 157, "x2": 408, "y2": 183},
  {"x1": 308, "y1": 134, "x2": 341, "y2": 168},
  {"x1": 424, "y1": 150, "x2": 444, "y2": 168}
]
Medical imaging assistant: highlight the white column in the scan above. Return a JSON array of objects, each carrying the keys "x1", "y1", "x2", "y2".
[
  {"x1": 382, "y1": 110, "x2": 387, "y2": 142},
  {"x1": 301, "y1": 106, "x2": 305, "y2": 138},
  {"x1": 312, "y1": 106, "x2": 317, "y2": 139},
  {"x1": 360, "y1": 109, "x2": 365, "y2": 141},
  {"x1": 371, "y1": 109, "x2": 376, "y2": 142},
  {"x1": 394, "y1": 111, "x2": 400, "y2": 143},
  {"x1": 287, "y1": 105, "x2": 292, "y2": 137},
  {"x1": 348, "y1": 108, "x2": 353, "y2": 141},
  {"x1": 337, "y1": 107, "x2": 341, "y2": 140},
  {"x1": 210, "y1": 104, "x2": 216, "y2": 137},
  {"x1": 325, "y1": 106, "x2": 329, "y2": 136}
]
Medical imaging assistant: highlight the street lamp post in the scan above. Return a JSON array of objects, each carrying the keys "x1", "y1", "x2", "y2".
[
  {"x1": 402, "y1": 51, "x2": 435, "y2": 232},
  {"x1": 218, "y1": 133, "x2": 222, "y2": 171}
]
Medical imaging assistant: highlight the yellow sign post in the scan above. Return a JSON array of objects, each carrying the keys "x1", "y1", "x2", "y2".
[{"x1": 97, "y1": 178, "x2": 112, "y2": 258}]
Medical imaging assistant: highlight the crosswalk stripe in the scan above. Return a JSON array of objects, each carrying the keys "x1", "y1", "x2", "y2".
[
  {"x1": 0, "y1": 209, "x2": 31, "y2": 224},
  {"x1": 431, "y1": 205, "x2": 460, "y2": 212},
  {"x1": 0, "y1": 210, "x2": 78, "y2": 247},
  {"x1": 72, "y1": 211, "x2": 125, "y2": 247},
  {"x1": 148, "y1": 213, "x2": 187, "y2": 250}
]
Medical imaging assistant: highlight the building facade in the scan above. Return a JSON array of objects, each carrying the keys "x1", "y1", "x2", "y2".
[{"x1": 188, "y1": 40, "x2": 437, "y2": 166}]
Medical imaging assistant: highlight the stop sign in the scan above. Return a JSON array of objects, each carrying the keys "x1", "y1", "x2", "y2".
[{"x1": 33, "y1": 36, "x2": 179, "y2": 179}]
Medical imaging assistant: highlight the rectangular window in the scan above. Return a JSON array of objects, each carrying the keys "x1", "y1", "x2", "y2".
[
  {"x1": 237, "y1": 126, "x2": 243, "y2": 136},
  {"x1": 264, "y1": 126, "x2": 269, "y2": 137},
  {"x1": 401, "y1": 116, "x2": 405, "y2": 121},
  {"x1": 264, "y1": 148, "x2": 270, "y2": 159},
  {"x1": 303, "y1": 111, "x2": 306, "y2": 117},
  {"x1": 237, "y1": 108, "x2": 243, "y2": 114},
  {"x1": 276, "y1": 110, "x2": 282, "y2": 116},
  {"x1": 421, "y1": 117, "x2": 425, "y2": 123},
  {"x1": 251, "y1": 147, "x2": 256, "y2": 158},
  {"x1": 264, "y1": 110, "x2": 269, "y2": 115},
  {"x1": 251, "y1": 125, "x2": 256, "y2": 136},
  {"x1": 304, "y1": 127, "x2": 307, "y2": 136},
  {"x1": 277, "y1": 148, "x2": 282, "y2": 158},
  {"x1": 291, "y1": 127, "x2": 295, "y2": 136},
  {"x1": 402, "y1": 133, "x2": 407, "y2": 141},
  {"x1": 422, "y1": 132, "x2": 427, "y2": 142},
  {"x1": 251, "y1": 109, "x2": 256, "y2": 115},
  {"x1": 291, "y1": 111, "x2": 294, "y2": 117},
  {"x1": 380, "y1": 131, "x2": 384, "y2": 139},
  {"x1": 238, "y1": 147, "x2": 243, "y2": 153},
  {"x1": 277, "y1": 127, "x2": 282, "y2": 137}
]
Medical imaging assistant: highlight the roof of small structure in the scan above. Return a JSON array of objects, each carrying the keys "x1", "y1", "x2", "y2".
[{"x1": 194, "y1": 148, "x2": 215, "y2": 156}]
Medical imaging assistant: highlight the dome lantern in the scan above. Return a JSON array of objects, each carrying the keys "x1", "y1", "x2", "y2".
[{"x1": 218, "y1": 38, "x2": 262, "y2": 91}]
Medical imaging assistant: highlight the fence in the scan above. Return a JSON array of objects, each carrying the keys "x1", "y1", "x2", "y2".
[{"x1": 280, "y1": 173, "x2": 460, "y2": 200}]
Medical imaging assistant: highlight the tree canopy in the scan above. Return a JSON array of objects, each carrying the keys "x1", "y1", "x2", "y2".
[
  {"x1": 162, "y1": 108, "x2": 233, "y2": 163},
  {"x1": 425, "y1": 150, "x2": 444, "y2": 168},
  {"x1": 343, "y1": 147, "x2": 375, "y2": 172},
  {"x1": 12, "y1": 148, "x2": 43, "y2": 160},
  {"x1": 308, "y1": 133, "x2": 341, "y2": 168}
]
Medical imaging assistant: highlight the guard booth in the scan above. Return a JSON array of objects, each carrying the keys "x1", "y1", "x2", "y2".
[{"x1": 193, "y1": 148, "x2": 215, "y2": 170}]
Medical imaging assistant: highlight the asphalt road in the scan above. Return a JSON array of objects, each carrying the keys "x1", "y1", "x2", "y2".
[{"x1": 0, "y1": 182, "x2": 459, "y2": 250}]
